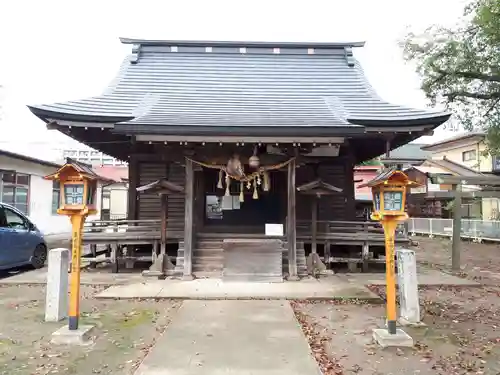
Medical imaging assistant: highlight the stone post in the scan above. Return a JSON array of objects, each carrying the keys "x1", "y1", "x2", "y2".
[
  {"x1": 45, "y1": 248, "x2": 69, "y2": 322},
  {"x1": 396, "y1": 248, "x2": 423, "y2": 326}
]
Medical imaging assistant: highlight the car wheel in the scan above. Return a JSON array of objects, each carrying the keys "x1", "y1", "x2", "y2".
[{"x1": 31, "y1": 244, "x2": 47, "y2": 269}]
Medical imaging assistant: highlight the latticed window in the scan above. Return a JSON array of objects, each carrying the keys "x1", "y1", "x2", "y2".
[{"x1": 0, "y1": 171, "x2": 30, "y2": 214}]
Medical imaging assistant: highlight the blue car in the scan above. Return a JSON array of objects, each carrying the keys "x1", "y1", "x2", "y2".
[{"x1": 0, "y1": 203, "x2": 47, "y2": 270}]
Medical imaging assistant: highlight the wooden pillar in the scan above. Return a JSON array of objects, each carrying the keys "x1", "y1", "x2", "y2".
[
  {"x1": 345, "y1": 152, "x2": 356, "y2": 221},
  {"x1": 452, "y1": 184, "x2": 462, "y2": 271},
  {"x1": 193, "y1": 170, "x2": 205, "y2": 230},
  {"x1": 311, "y1": 197, "x2": 318, "y2": 254},
  {"x1": 183, "y1": 158, "x2": 195, "y2": 280},
  {"x1": 287, "y1": 159, "x2": 298, "y2": 280},
  {"x1": 127, "y1": 154, "x2": 139, "y2": 220}
]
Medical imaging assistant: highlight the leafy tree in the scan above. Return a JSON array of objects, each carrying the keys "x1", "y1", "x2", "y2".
[{"x1": 403, "y1": 0, "x2": 500, "y2": 153}]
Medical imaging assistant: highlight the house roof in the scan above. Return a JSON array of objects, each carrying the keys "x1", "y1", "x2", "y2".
[
  {"x1": 426, "y1": 157, "x2": 480, "y2": 177},
  {"x1": 421, "y1": 132, "x2": 486, "y2": 151},
  {"x1": 413, "y1": 165, "x2": 451, "y2": 175},
  {"x1": 0, "y1": 148, "x2": 60, "y2": 169},
  {"x1": 381, "y1": 143, "x2": 431, "y2": 161},
  {"x1": 92, "y1": 165, "x2": 128, "y2": 182},
  {"x1": 405, "y1": 157, "x2": 480, "y2": 179},
  {"x1": 28, "y1": 38, "x2": 450, "y2": 137},
  {"x1": 406, "y1": 157, "x2": 500, "y2": 186},
  {"x1": 354, "y1": 165, "x2": 383, "y2": 171}
]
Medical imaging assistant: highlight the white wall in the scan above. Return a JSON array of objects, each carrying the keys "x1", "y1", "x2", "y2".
[
  {"x1": 0, "y1": 155, "x2": 102, "y2": 235},
  {"x1": 109, "y1": 184, "x2": 127, "y2": 218}
]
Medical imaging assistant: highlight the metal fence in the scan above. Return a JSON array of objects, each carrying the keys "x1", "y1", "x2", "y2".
[{"x1": 407, "y1": 217, "x2": 500, "y2": 242}]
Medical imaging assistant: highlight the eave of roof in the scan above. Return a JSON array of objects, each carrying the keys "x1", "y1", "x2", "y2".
[{"x1": 120, "y1": 37, "x2": 366, "y2": 49}]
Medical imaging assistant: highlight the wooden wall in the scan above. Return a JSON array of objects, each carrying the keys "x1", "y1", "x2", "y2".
[
  {"x1": 130, "y1": 154, "x2": 356, "y2": 237},
  {"x1": 134, "y1": 160, "x2": 186, "y2": 236},
  {"x1": 296, "y1": 159, "x2": 355, "y2": 222}
]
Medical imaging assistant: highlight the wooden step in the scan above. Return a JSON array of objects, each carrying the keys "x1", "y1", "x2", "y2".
[
  {"x1": 177, "y1": 256, "x2": 224, "y2": 265},
  {"x1": 177, "y1": 249, "x2": 223, "y2": 258}
]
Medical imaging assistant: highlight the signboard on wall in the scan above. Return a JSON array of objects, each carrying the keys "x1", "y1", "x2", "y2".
[
  {"x1": 410, "y1": 186, "x2": 426, "y2": 194},
  {"x1": 265, "y1": 224, "x2": 284, "y2": 236}
]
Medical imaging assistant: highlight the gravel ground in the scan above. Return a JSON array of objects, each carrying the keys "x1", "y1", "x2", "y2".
[
  {"x1": 292, "y1": 236, "x2": 500, "y2": 375},
  {"x1": 0, "y1": 284, "x2": 180, "y2": 375}
]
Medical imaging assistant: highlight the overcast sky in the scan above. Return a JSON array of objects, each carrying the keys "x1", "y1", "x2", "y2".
[{"x1": 0, "y1": 0, "x2": 469, "y2": 161}]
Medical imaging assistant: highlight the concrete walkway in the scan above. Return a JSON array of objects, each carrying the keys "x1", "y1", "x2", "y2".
[
  {"x1": 134, "y1": 300, "x2": 321, "y2": 375},
  {"x1": 95, "y1": 276, "x2": 382, "y2": 300}
]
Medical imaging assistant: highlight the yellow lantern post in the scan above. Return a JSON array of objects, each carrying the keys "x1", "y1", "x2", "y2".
[
  {"x1": 359, "y1": 169, "x2": 420, "y2": 336},
  {"x1": 45, "y1": 159, "x2": 98, "y2": 330}
]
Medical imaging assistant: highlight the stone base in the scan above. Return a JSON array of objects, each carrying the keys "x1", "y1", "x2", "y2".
[
  {"x1": 372, "y1": 328, "x2": 414, "y2": 348},
  {"x1": 182, "y1": 274, "x2": 195, "y2": 281},
  {"x1": 142, "y1": 270, "x2": 163, "y2": 277},
  {"x1": 51, "y1": 325, "x2": 95, "y2": 346},
  {"x1": 398, "y1": 317, "x2": 426, "y2": 327},
  {"x1": 286, "y1": 275, "x2": 300, "y2": 281}
]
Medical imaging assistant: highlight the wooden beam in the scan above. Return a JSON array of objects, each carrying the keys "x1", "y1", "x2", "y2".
[
  {"x1": 452, "y1": 184, "x2": 462, "y2": 271},
  {"x1": 183, "y1": 157, "x2": 195, "y2": 279},
  {"x1": 287, "y1": 158, "x2": 298, "y2": 280},
  {"x1": 136, "y1": 134, "x2": 346, "y2": 144}
]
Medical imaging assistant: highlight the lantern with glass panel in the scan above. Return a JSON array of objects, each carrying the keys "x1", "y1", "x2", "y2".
[
  {"x1": 44, "y1": 159, "x2": 98, "y2": 216},
  {"x1": 360, "y1": 169, "x2": 420, "y2": 222}
]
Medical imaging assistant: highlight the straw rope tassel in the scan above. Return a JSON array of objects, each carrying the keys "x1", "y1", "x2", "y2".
[
  {"x1": 263, "y1": 171, "x2": 270, "y2": 191},
  {"x1": 217, "y1": 169, "x2": 223, "y2": 189},
  {"x1": 225, "y1": 173, "x2": 231, "y2": 196},
  {"x1": 252, "y1": 179, "x2": 258, "y2": 199},
  {"x1": 239, "y1": 181, "x2": 244, "y2": 202}
]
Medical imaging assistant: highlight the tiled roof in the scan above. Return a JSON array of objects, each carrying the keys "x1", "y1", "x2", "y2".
[{"x1": 28, "y1": 38, "x2": 450, "y2": 135}]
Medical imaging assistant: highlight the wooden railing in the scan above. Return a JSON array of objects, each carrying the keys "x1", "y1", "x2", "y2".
[
  {"x1": 297, "y1": 220, "x2": 383, "y2": 234},
  {"x1": 296, "y1": 220, "x2": 407, "y2": 239},
  {"x1": 84, "y1": 219, "x2": 182, "y2": 234}
]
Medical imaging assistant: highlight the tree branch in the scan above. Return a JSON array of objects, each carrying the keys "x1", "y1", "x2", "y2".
[
  {"x1": 436, "y1": 68, "x2": 500, "y2": 82},
  {"x1": 444, "y1": 91, "x2": 500, "y2": 100},
  {"x1": 485, "y1": 98, "x2": 500, "y2": 116}
]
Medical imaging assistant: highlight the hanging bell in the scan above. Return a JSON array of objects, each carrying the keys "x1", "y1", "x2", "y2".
[
  {"x1": 249, "y1": 155, "x2": 260, "y2": 169},
  {"x1": 249, "y1": 145, "x2": 260, "y2": 169}
]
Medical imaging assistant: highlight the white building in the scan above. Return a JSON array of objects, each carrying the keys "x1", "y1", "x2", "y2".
[
  {"x1": 0, "y1": 149, "x2": 107, "y2": 234},
  {"x1": 59, "y1": 148, "x2": 126, "y2": 166}
]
